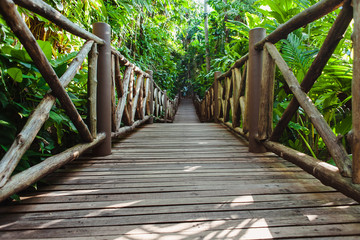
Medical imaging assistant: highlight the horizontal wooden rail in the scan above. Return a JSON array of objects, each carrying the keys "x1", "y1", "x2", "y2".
[
  {"x1": 263, "y1": 141, "x2": 360, "y2": 202},
  {"x1": 112, "y1": 117, "x2": 150, "y2": 138}
]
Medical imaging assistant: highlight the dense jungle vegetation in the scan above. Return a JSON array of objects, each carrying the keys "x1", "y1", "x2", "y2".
[{"x1": 0, "y1": 0, "x2": 354, "y2": 192}]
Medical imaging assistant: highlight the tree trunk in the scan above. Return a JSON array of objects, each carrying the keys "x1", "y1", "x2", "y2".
[{"x1": 204, "y1": 0, "x2": 210, "y2": 73}]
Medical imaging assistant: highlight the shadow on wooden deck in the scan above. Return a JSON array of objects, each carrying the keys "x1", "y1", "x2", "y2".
[{"x1": 0, "y1": 99, "x2": 360, "y2": 239}]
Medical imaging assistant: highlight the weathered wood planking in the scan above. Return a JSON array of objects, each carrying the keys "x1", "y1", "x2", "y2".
[{"x1": 0, "y1": 99, "x2": 359, "y2": 239}]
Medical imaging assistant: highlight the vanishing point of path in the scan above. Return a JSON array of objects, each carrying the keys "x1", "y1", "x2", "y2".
[{"x1": 1, "y1": 99, "x2": 360, "y2": 239}]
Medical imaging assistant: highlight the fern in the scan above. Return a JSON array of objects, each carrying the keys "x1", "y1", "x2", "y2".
[{"x1": 280, "y1": 32, "x2": 318, "y2": 81}]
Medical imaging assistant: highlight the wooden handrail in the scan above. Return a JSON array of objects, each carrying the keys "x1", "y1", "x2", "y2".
[
  {"x1": 194, "y1": 0, "x2": 359, "y2": 201},
  {"x1": 0, "y1": 0, "x2": 179, "y2": 202}
]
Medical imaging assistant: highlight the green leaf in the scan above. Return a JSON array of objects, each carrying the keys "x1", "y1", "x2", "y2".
[
  {"x1": 335, "y1": 114, "x2": 352, "y2": 135},
  {"x1": 49, "y1": 111, "x2": 63, "y2": 124},
  {"x1": 37, "y1": 40, "x2": 52, "y2": 61},
  {"x1": 0, "y1": 120, "x2": 12, "y2": 128},
  {"x1": 50, "y1": 52, "x2": 77, "y2": 68},
  {"x1": 7, "y1": 67, "x2": 23, "y2": 82}
]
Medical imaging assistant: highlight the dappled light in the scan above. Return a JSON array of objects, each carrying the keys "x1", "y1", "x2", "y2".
[{"x1": 183, "y1": 166, "x2": 202, "y2": 172}]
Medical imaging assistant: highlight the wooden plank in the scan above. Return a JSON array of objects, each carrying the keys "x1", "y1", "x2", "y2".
[
  {"x1": 1, "y1": 98, "x2": 359, "y2": 239},
  {"x1": 1, "y1": 222, "x2": 360, "y2": 239}
]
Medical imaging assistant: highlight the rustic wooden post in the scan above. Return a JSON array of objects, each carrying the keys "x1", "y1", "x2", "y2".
[
  {"x1": 258, "y1": 46, "x2": 276, "y2": 141},
  {"x1": 88, "y1": 43, "x2": 98, "y2": 139},
  {"x1": 164, "y1": 90, "x2": 168, "y2": 123},
  {"x1": 247, "y1": 27, "x2": 266, "y2": 153},
  {"x1": 146, "y1": 70, "x2": 154, "y2": 124},
  {"x1": 232, "y1": 68, "x2": 241, "y2": 129},
  {"x1": 92, "y1": 23, "x2": 112, "y2": 156},
  {"x1": 353, "y1": 0, "x2": 360, "y2": 183}
]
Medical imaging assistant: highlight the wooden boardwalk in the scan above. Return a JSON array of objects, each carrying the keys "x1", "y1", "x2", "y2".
[{"x1": 1, "y1": 99, "x2": 360, "y2": 239}]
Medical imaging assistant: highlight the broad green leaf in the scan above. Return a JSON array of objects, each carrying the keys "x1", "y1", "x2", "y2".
[
  {"x1": 49, "y1": 111, "x2": 63, "y2": 124},
  {"x1": 7, "y1": 67, "x2": 23, "y2": 82},
  {"x1": 37, "y1": 40, "x2": 52, "y2": 61}
]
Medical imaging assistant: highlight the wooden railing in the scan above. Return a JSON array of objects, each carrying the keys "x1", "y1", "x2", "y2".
[
  {"x1": 194, "y1": 0, "x2": 360, "y2": 202},
  {"x1": 0, "y1": 0, "x2": 178, "y2": 202}
]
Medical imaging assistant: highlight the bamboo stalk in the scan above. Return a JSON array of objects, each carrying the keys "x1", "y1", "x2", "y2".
[
  {"x1": 266, "y1": 42, "x2": 352, "y2": 177},
  {"x1": 0, "y1": 133, "x2": 106, "y2": 203},
  {"x1": 88, "y1": 43, "x2": 98, "y2": 139},
  {"x1": 0, "y1": 0, "x2": 93, "y2": 143},
  {"x1": 254, "y1": 0, "x2": 346, "y2": 50},
  {"x1": 271, "y1": 2, "x2": 353, "y2": 141},
  {"x1": 263, "y1": 141, "x2": 360, "y2": 202},
  {"x1": 0, "y1": 41, "x2": 94, "y2": 188},
  {"x1": 258, "y1": 47, "x2": 276, "y2": 140},
  {"x1": 353, "y1": 0, "x2": 360, "y2": 183},
  {"x1": 13, "y1": 0, "x2": 104, "y2": 44}
]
